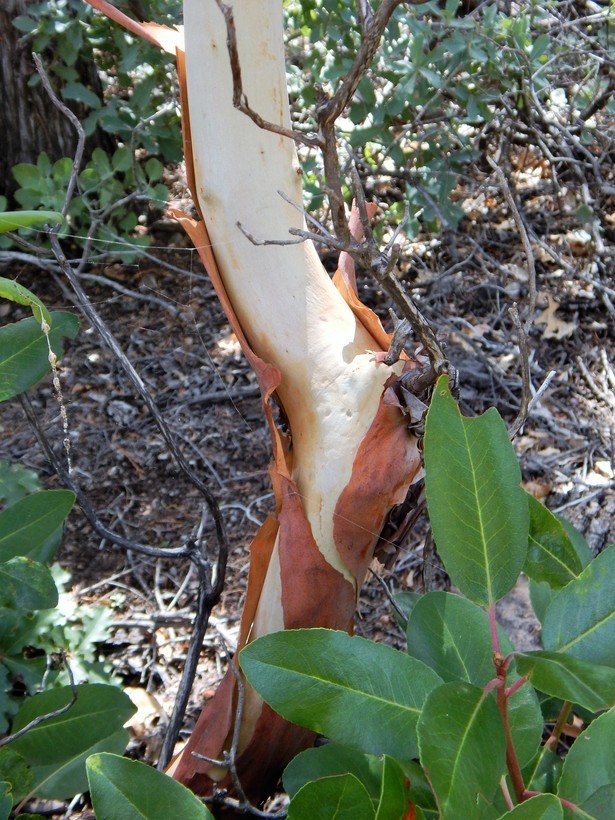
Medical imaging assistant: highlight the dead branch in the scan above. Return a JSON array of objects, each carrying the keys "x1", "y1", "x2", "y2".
[{"x1": 214, "y1": 0, "x2": 321, "y2": 151}]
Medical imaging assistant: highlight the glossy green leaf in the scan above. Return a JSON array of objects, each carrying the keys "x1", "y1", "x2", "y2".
[
  {"x1": 86, "y1": 753, "x2": 213, "y2": 820},
  {"x1": 0, "y1": 312, "x2": 79, "y2": 402},
  {"x1": 0, "y1": 558, "x2": 58, "y2": 610},
  {"x1": 516, "y1": 651, "x2": 615, "y2": 712},
  {"x1": 288, "y1": 773, "x2": 375, "y2": 820},
  {"x1": 523, "y1": 495, "x2": 584, "y2": 589},
  {"x1": 283, "y1": 744, "x2": 382, "y2": 802},
  {"x1": 558, "y1": 708, "x2": 615, "y2": 813},
  {"x1": 0, "y1": 211, "x2": 63, "y2": 234},
  {"x1": 417, "y1": 682, "x2": 506, "y2": 817},
  {"x1": 499, "y1": 793, "x2": 563, "y2": 818},
  {"x1": 424, "y1": 376, "x2": 528, "y2": 605},
  {"x1": 11, "y1": 684, "x2": 135, "y2": 799},
  {"x1": 0, "y1": 491, "x2": 75, "y2": 563},
  {"x1": 0, "y1": 279, "x2": 51, "y2": 328},
  {"x1": 240, "y1": 628, "x2": 442, "y2": 760},
  {"x1": 542, "y1": 546, "x2": 615, "y2": 667},
  {"x1": 407, "y1": 591, "x2": 496, "y2": 683},
  {"x1": 407, "y1": 591, "x2": 542, "y2": 767},
  {"x1": 376, "y1": 756, "x2": 410, "y2": 820},
  {"x1": 529, "y1": 519, "x2": 592, "y2": 622},
  {"x1": 523, "y1": 746, "x2": 563, "y2": 795}
]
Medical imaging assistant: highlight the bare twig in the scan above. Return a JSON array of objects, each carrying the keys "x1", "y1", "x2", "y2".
[
  {"x1": 32, "y1": 54, "x2": 84, "y2": 218},
  {"x1": 0, "y1": 652, "x2": 77, "y2": 749},
  {"x1": 214, "y1": 0, "x2": 321, "y2": 151},
  {"x1": 158, "y1": 578, "x2": 221, "y2": 770},
  {"x1": 20, "y1": 394, "x2": 196, "y2": 562},
  {"x1": 368, "y1": 568, "x2": 407, "y2": 628},
  {"x1": 576, "y1": 355, "x2": 615, "y2": 412},
  {"x1": 487, "y1": 155, "x2": 537, "y2": 324},
  {"x1": 192, "y1": 648, "x2": 285, "y2": 818},
  {"x1": 508, "y1": 305, "x2": 532, "y2": 439},
  {"x1": 49, "y1": 233, "x2": 228, "y2": 583}
]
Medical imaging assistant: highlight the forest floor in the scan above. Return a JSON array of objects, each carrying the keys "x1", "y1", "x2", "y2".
[{"x1": 1, "y1": 160, "x2": 613, "y2": 814}]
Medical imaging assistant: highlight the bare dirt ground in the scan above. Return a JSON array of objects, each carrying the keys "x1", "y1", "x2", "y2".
[{"x1": 1, "y1": 164, "x2": 613, "y2": 808}]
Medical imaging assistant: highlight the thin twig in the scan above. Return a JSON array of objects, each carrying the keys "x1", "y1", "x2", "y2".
[
  {"x1": 158, "y1": 579, "x2": 219, "y2": 770},
  {"x1": 49, "y1": 233, "x2": 229, "y2": 585},
  {"x1": 508, "y1": 304, "x2": 532, "y2": 439},
  {"x1": 0, "y1": 652, "x2": 77, "y2": 749},
  {"x1": 214, "y1": 0, "x2": 321, "y2": 151},
  {"x1": 487, "y1": 155, "x2": 537, "y2": 325},
  {"x1": 32, "y1": 54, "x2": 85, "y2": 218},
  {"x1": 368, "y1": 568, "x2": 408, "y2": 628},
  {"x1": 20, "y1": 394, "x2": 196, "y2": 562}
]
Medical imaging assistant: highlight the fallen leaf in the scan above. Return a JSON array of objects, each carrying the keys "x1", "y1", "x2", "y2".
[
  {"x1": 522, "y1": 480, "x2": 553, "y2": 500},
  {"x1": 535, "y1": 293, "x2": 577, "y2": 340}
]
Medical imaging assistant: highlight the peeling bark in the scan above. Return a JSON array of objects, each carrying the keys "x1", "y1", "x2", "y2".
[{"x1": 84, "y1": 0, "x2": 423, "y2": 808}]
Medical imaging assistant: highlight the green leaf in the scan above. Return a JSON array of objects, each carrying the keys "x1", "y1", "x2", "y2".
[
  {"x1": 0, "y1": 491, "x2": 75, "y2": 563},
  {"x1": 11, "y1": 684, "x2": 135, "y2": 799},
  {"x1": 499, "y1": 793, "x2": 563, "y2": 818},
  {"x1": 62, "y1": 82, "x2": 101, "y2": 108},
  {"x1": 288, "y1": 773, "x2": 375, "y2": 820},
  {"x1": 0, "y1": 781, "x2": 11, "y2": 820},
  {"x1": 424, "y1": 376, "x2": 528, "y2": 605},
  {"x1": 542, "y1": 545, "x2": 615, "y2": 667},
  {"x1": 528, "y1": 580, "x2": 554, "y2": 625},
  {"x1": 558, "y1": 708, "x2": 615, "y2": 813},
  {"x1": 523, "y1": 746, "x2": 563, "y2": 795},
  {"x1": 516, "y1": 651, "x2": 615, "y2": 713},
  {"x1": 407, "y1": 591, "x2": 542, "y2": 766},
  {"x1": 0, "y1": 211, "x2": 62, "y2": 234},
  {"x1": 86, "y1": 754, "x2": 214, "y2": 820},
  {"x1": 407, "y1": 591, "x2": 495, "y2": 684},
  {"x1": 523, "y1": 495, "x2": 584, "y2": 589},
  {"x1": 0, "y1": 461, "x2": 42, "y2": 507},
  {"x1": 0, "y1": 558, "x2": 58, "y2": 610},
  {"x1": 0, "y1": 312, "x2": 79, "y2": 402},
  {"x1": 283, "y1": 744, "x2": 383, "y2": 802},
  {"x1": 376, "y1": 756, "x2": 411, "y2": 820},
  {"x1": 0, "y1": 747, "x2": 33, "y2": 802},
  {"x1": 417, "y1": 682, "x2": 506, "y2": 817},
  {"x1": 0, "y1": 279, "x2": 51, "y2": 327},
  {"x1": 558, "y1": 518, "x2": 592, "y2": 567},
  {"x1": 240, "y1": 629, "x2": 442, "y2": 760},
  {"x1": 392, "y1": 591, "x2": 421, "y2": 627},
  {"x1": 405, "y1": 761, "x2": 437, "y2": 817}
]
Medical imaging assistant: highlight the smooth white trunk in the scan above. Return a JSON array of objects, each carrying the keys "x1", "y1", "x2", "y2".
[{"x1": 185, "y1": 0, "x2": 396, "y2": 597}]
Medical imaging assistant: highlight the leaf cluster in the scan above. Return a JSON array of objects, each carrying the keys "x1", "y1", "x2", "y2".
[
  {"x1": 4, "y1": 0, "x2": 181, "y2": 258},
  {"x1": 2, "y1": 148, "x2": 167, "y2": 259},
  {"x1": 240, "y1": 377, "x2": 615, "y2": 819},
  {"x1": 285, "y1": 0, "x2": 614, "y2": 237},
  {"x1": 0, "y1": 268, "x2": 124, "y2": 815}
]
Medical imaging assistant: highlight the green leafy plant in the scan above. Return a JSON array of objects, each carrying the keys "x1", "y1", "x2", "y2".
[
  {"x1": 11, "y1": 148, "x2": 168, "y2": 258},
  {"x1": 285, "y1": 0, "x2": 614, "y2": 236},
  {"x1": 4, "y1": 0, "x2": 181, "y2": 257},
  {"x1": 0, "y1": 246, "x2": 136, "y2": 815},
  {"x1": 12, "y1": 0, "x2": 182, "y2": 151},
  {"x1": 239, "y1": 376, "x2": 614, "y2": 818}
]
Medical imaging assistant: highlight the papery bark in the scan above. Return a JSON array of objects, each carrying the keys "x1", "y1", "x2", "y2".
[{"x1": 85, "y1": 0, "x2": 422, "y2": 807}]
